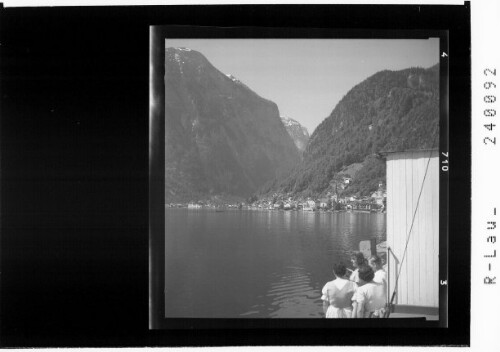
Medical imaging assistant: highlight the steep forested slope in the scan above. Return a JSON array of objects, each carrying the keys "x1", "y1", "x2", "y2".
[
  {"x1": 263, "y1": 65, "x2": 439, "y2": 197},
  {"x1": 165, "y1": 47, "x2": 300, "y2": 202}
]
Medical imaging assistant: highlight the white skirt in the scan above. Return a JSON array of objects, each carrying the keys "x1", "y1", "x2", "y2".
[{"x1": 325, "y1": 305, "x2": 352, "y2": 318}]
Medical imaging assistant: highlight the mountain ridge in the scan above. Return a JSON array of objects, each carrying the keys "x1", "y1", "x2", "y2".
[
  {"x1": 164, "y1": 47, "x2": 301, "y2": 202},
  {"x1": 261, "y1": 64, "x2": 440, "y2": 198}
]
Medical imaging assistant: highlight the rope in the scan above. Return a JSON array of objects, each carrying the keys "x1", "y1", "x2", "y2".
[{"x1": 385, "y1": 134, "x2": 438, "y2": 318}]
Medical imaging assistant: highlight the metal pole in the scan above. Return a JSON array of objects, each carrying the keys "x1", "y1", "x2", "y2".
[
  {"x1": 387, "y1": 246, "x2": 391, "y2": 305},
  {"x1": 385, "y1": 246, "x2": 392, "y2": 318}
]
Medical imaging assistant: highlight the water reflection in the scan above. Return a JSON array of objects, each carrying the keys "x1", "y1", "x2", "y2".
[
  {"x1": 283, "y1": 210, "x2": 292, "y2": 232},
  {"x1": 165, "y1": 209, "x2": 386, "y2": 318}
]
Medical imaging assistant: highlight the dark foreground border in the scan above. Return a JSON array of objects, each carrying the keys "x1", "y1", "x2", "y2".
[{"x1": 1, "y1": 3, "x2": 470, "y2": 347}]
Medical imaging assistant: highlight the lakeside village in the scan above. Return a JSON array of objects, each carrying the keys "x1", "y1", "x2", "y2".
[{"x1": 167, "y1": 178, "x2": 387, "y2": 213}]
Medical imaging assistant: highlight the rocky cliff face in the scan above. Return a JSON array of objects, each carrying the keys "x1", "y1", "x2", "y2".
[
  {"x1": 165, "y1": 47, "x2": 300, "y2": 202},
  {"x1": 281, "y1": 116, "x2": 310, "y2": 152}
]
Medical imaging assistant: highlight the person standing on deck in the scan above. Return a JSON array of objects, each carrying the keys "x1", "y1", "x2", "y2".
[
  {"x1": 368, "y1": 255, "x2": 387, "y2": 297},
  {"x1": 348, "y1": 252, "x2": 366, "y2": 284},
  {"x1": 351, "y1": 265, "x2": 387, "y2": 318},
  {"x1": 322, "y1": 263, "x2": 357, "y2": 318}
]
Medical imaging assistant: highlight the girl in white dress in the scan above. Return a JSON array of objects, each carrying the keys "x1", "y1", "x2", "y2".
[
  {"x1": 322, "y1": 263, "x2": 357, "y2": 318},
  {"x1": 369, "y1": 255, "x2": 387, "y2": 299},
  {"x1": 348, "y1": 252, "x2": 366, "y2": 284},
  {"x1": 352, "y1": 265, "x2": 387, "y2": 318}
]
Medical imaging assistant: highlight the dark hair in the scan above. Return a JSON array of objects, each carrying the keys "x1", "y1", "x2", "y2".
[
  {"x1": 369, "y1": 255, "x2": 382, "y2": 266},
  {"x1": 333, "y1": 263, "x2": 347, "y2": 277},
  {"x1": 351, "y1": 252, "x2": 366, "y2": 267},
  {"x1": 358, "y1": 265, "x2": 375, "y2": 282}
]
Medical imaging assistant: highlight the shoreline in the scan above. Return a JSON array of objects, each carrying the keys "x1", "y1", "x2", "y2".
[{"x1": 166, "y1": 205, "x2": 386, "y2": 214}]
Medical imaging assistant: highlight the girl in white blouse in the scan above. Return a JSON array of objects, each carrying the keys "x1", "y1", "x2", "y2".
[
  {"x1": 322, "y1": 263, "x2": 357, "y2": 318},
  {"x1": 348, "y1": 252, "x2": 366, "y2": 284},
  {"x1": 352, "y1": 265, "x2": 387, "y2": 318},
  {"x1": 369, "y1": 255, "x2": 387, "y2": 299}
]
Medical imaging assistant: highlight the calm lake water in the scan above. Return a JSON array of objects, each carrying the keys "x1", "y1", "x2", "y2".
[{"x1": 165, "y1": 208, "x2": 386, "y2": 318}]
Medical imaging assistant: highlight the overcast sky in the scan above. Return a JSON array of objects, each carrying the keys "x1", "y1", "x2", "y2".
[{"x1": 165, "y1": 38, "x2": 439, "y2": 134}]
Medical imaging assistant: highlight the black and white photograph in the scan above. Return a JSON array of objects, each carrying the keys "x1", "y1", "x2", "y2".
[
  {"x1": 1, "y1": 2, "x2": 475, "y2": 347},
  {"x1": 150, "y1": 31, "x2": 447, "y2": 324}
]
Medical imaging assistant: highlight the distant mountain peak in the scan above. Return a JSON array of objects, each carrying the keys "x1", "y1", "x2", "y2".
[
  {"x1": 280, "y1": 116, "x2": 310, "y2": 152},
  {"x1": 225, "y1": 73, "x2": 242, "y2": 84},
  {"x1": 166, "y1": 47, "x2": 208, "y2": 62},
  {"x1": 166, "y1": 46, "x2": 194, "y2": 53},
  {"x1": 281, "y1": 116, "x2": 309, "y2": 132}
]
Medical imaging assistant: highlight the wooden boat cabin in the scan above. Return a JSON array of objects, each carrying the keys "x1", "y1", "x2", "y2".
[{"x1": 382, "y1": 149, "x2": 440, "y2": 319}]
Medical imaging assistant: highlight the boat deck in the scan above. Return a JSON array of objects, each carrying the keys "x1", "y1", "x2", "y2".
[{"x1": 388, "y1": 312, "x2": 439, "y2": 320}]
